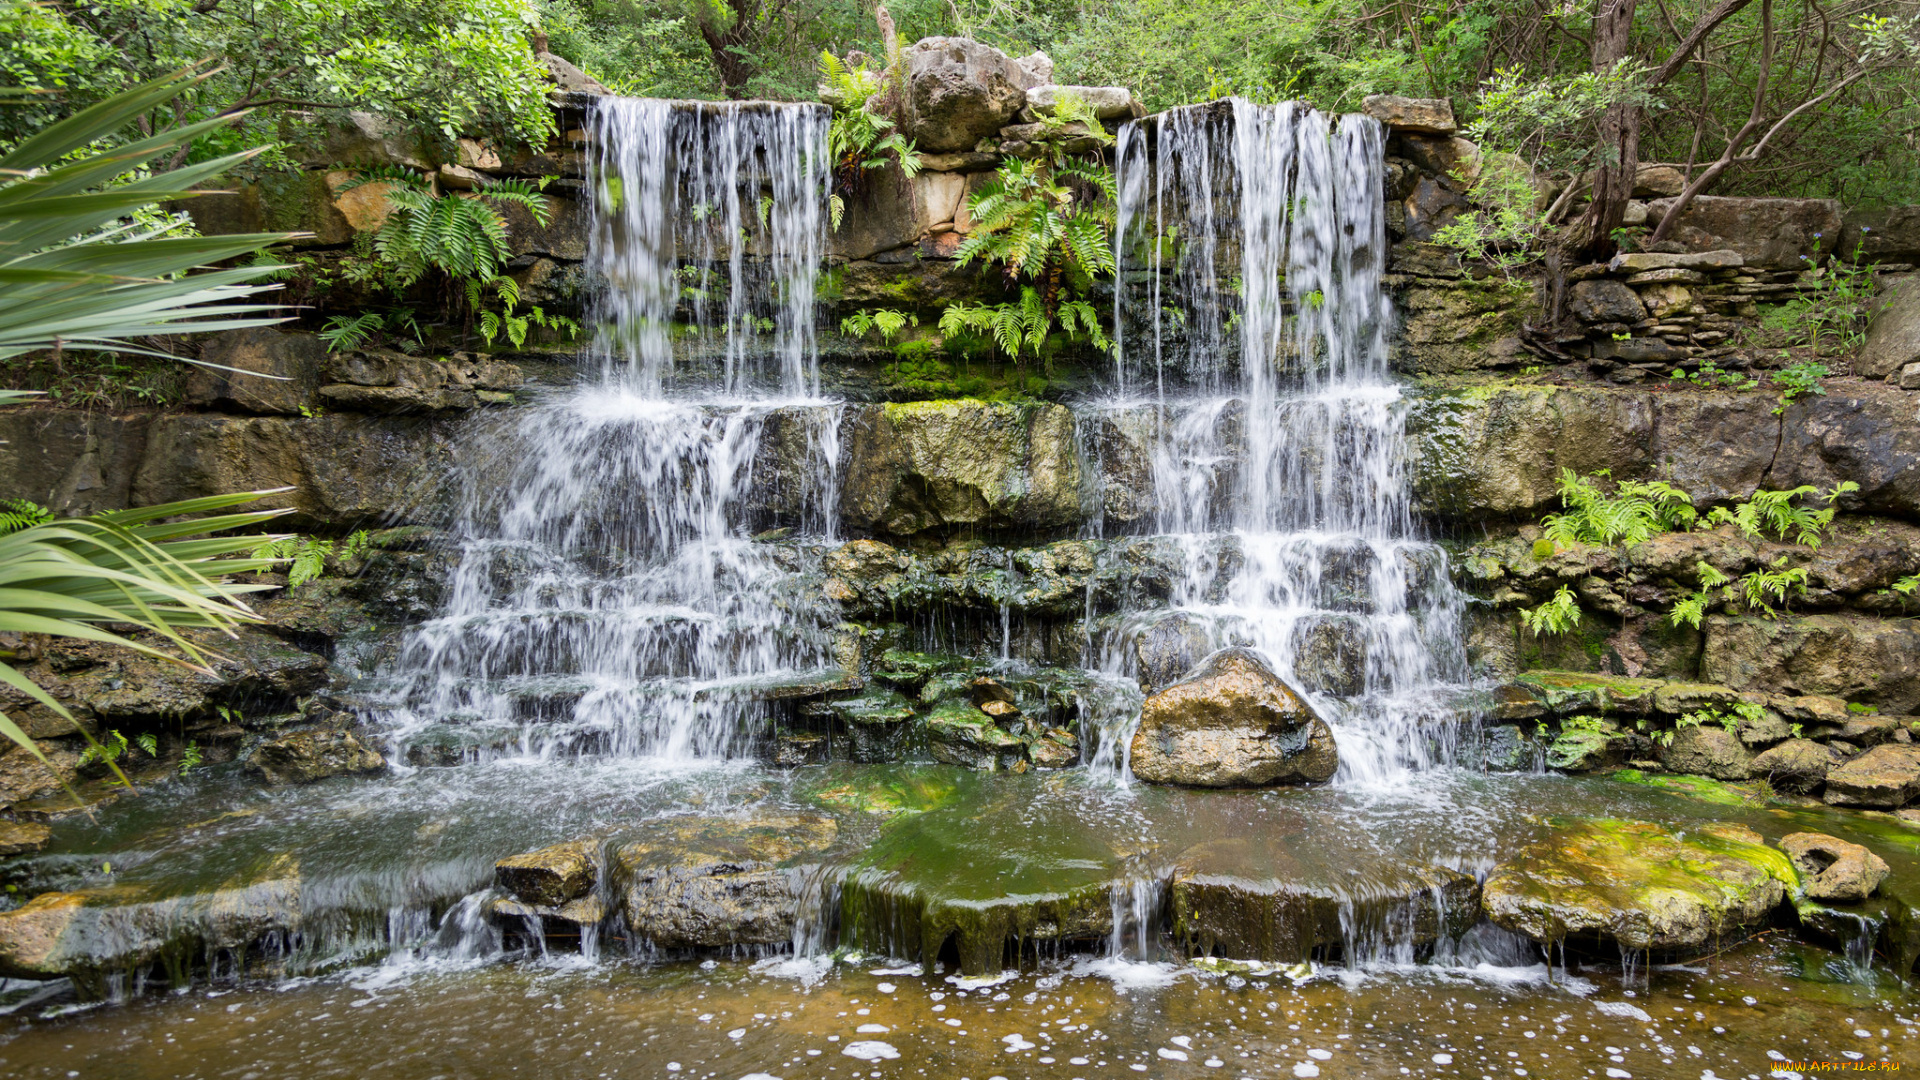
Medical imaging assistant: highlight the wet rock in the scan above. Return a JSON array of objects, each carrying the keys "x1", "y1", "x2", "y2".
[
  {"x1": 1289, "y1": 616, "x2": 1369, "y2": 697},
  {"x1": 0, "y1": 853, "x2": 301, "y2": 986},
  {"x1": 1657, "y1": 723, "x2": 1754, "y2": 780},
  {"x1": 1514, "y1": 671, "x2": 1661, "y2": 716},
  {"x1": 245, "y1": 727, "x2": 386, "y2": 785},
  {"x1": 1128, "y1": 612, "x2": 1214, "y2": 696},
  {"x1": 1778, "y1": 833, "x2": 1889, "y2": 903},
  {"x1": 1481, "y1": 724, "x2": 1541, "y2": 772},
  {"x1": 490, "y1": 893, "x2": 605, "y2": 932},
  {"x1": 1029, "y1": 728, "x2": 1080, "y2": 769},
  {"x1": 495, "y1": 838, "x2": 599, "y2": 907},
  {"x1": 183, "y1": 329, "x2": 325, "y2": 415},
  {"x1": 1483, "y1": 819, "x2": 1789, "y2": 956},
  {"x1": 925, "y1": 701, "x2": 1027, "y2": 771},
  {"x1": 1749, "y1": 738, "x2": 1831, "y2": 794},
  {"x1": 1393, "y1": 277, "x2": 1534, "y2": 373},
  {"x1": 850, "y1": 401, "x2": 1083, "y2": 535},
  {"x1": 904, "y1": 38, "x2": 1039, "y2": 153},
  {"x1": 1364, "y1": 95, "x2": 1456, "y2": 134},
  {"x1": 1569, "y1": 279, "x2": 1646, "y2": 324},
  {"x1": 1545, "y1": 723, "x2": 1628, "y2": 773},
  {"x1": 829, "y1": 168, "x2": 970, "y2": 260},
  {"x1": 1128, "y1": 648, "x2": 1337, "y2": 787},
  {"x1": 610, "y1": 814, "x2": 838, "y2": 949},
  {"x1": 831, "y1": 689, "x2": 919, "y2": 763},
  {"x1": 1822, "y1": 744, "x2": 1920, "y2": 808},
  {"x1": 0, "y1": 820, "x2": 52, "y2": 855},
  {"x1": 764, "y1": 731, "x2": 831, "y2": 767},
  {"x1": 1171, "y1": 839, "x2": 1479, "y2": 963}
]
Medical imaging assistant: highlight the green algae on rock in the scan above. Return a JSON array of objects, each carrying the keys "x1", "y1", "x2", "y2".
[{"x1": 1483, "y1": 818, "x2": 1795, "y2": 956}]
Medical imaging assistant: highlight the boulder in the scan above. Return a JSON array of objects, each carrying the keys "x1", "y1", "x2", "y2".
[
  {"x1": 1641, "y1": 196, "x2": 1842, "y2": 269},
  {"x1": 1857, "y1": 274, "x2": 1920, "y2": 381},
  {"x1": 904, "y1": 38, "x2": 1039, "y2": 153},
  {"x1": 245, "y1": 728, "x2": 386, "y2": 785},
  {"x1": 290, "y1": 110, "x2": 433, "y2": 171},
  {"x1": 0, "y1": 741, "x2": 82, "y2": 807},
  {"x1": 1778, "y1": 832, "x2": 1888, "y2": 903},
  {"x1": 1482, "y1": 819, "x2": 1789, "y2": 955},
  {"x1": 1128, "y1": 648, "x2": 1338, "y2": 787},
  {"x1": 1363, "y1": 95, "x2": 1456, "y2": 134},
  {"x1": 1704, "y1": 614, "x2": 1920, "y2": 715},
  {"x1": 925, "y1": 702, "x2": 1028, "y2": 771},
  {"x1": 1657, "y1": 723, "x2": 1754, "y2": 780},
  {"x1": 494, "y1": 191, "x2": 589, "y2": 261},
  {"x1": 828, "y1": 168, "x2": 969, "y2": 260},
  {"x1": 1750, "y1": 738, "x2": 1831, "y2": 794},
  {"x1": 495, "y1": 838, "x2": 599, "y2": 907},
  {"x1": 1823, "y1": 744, "x2": 1920, "y2": 808},
  {"x1": 1025, "y1": 84, "x2": 1133, "y2": 119},
  {"x1": 1632, "y1": 164, "x2": 1687, "y2": 198},
  {"x1": 610, "y1": 813, "x2": 838, "y2": 949},
  {"x1": 1568, "y1": 279, "x2": 1647, "y2": 323},
  {"x1": 1289, "y1": 615, "x2": 1368, "y2": 697},
  {"x1": 539, "y1": 51, "x2": 609, "y2": 95},
  {"x1": 183, "y1": 329, "x2": 325, "y2": 415},
  {"x1": 1481, "y1": 724, "x2": 1540, "y2": 771}
]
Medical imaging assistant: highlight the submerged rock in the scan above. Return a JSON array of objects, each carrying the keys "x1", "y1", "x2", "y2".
[
  {"x1": 495, "y1": 838, "x2": 599, "y2": 907},
  {"x1": 1128, "y1": 648, "x2": 1337, "y2": 787},
  {"x1": 0, "y1": 820, "x2": 52, "y2": 855},
  {"x1": 610, "y1": 814, "x2": 838, "y2": 950},
  {"x1": 1779, "y1": 833, "x2": 1889, "y2": 903},
  {"x1": 0, "y1": 853, "x2": 301, "y2": 990},
  {"x1": 245, "y1": 727, "x2": 386, "y2": 785},
  {"x1": 1170, "y1": 838, "x2": 1479, "y2": 963},
  {"x1": 1482, "y1": 819, "x2": 1790, "y2": 956}
]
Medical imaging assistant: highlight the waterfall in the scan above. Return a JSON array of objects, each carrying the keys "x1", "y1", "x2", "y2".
[
  {"x1": 1102, "y1": 99, "x2": 1470, "y2": 784},
  {"x1": 378, "y1": 98, "x2": 842, "y2": 765}
]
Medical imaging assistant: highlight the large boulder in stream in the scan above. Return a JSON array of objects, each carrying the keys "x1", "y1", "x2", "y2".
[
  {"x1": 1128, "y1": 648, "x2": 1337, "y2": 787},
  {"x1": 1779, "y1": 832, "x2": 1888, "y2": 903},
  {"x1": 1482, "y1": 819, "x2": 1792, "y2": 957},
  {"x1": 609, "y1": 814, "x2": 838, "y2": 949}
]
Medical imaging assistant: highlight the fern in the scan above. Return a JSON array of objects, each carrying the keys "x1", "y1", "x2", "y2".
[
  {"x1": 319, "y1": 312, "x2": 385, "y2": 353},
  {"x1": 342, "y1": 168, "x2": 551, "y2": 289},
  {"x1": 1669, "y1": 560, "x2": 1732, "y2": 630},
  {"x1": 820, "y1": 50, "x2": 922, "y2": 218},
  {"x1": 1540, "y1": 469, "x2": 1694, "y2": 547},
  {"x1": 841, "y1": 308, "x2": 917, "y2": 342},
  {"x1": 1701, "y1": 482, "x2": 1858, "y2": 547},
  {"x1": 1740, "y1": 557, "x2": 1809, "y2": 617},
  {"x1": 0, "y1": 498, "x2": 53, "y2": 536},
  {"x1": 1520, "y1": 584, "x2": 1582, "y2": 636},
  {"x1": 250, "y1": 535, "x2": 334, "y2": 587}
]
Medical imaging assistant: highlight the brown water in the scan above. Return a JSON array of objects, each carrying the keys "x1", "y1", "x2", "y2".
[{"x1": 2, "y1": 940, "x2": 1913, "y2": 1079}]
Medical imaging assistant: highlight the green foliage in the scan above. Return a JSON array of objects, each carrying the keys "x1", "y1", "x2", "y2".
[
  {"x1": 1700, "y1": 482, "x2": 1857, "y2": 546},
  {"x1": 1541, "y1": 468, "x2": 1696, "y2": 548},
  {"x1": 1669, "y1": 560, "x2": 1733, "y2": 631},
  {"x1": 179, "y1": 739, "x2": 203, "y2": 775},
  {"x1": 0, "y1": 499, "x2": 54, "y2": 537},
  {"x1": 0, "y1": 70, "x2": 291, "y2": 364},
  {"x1": 1893, "y1": 573, "x2": 1920, "y2": 597},
  {"x1": 251, "y1": 535, "x2": 339, "y2": 588},
  {"x1": 841, "y1": 308, "x2": 919, "y2": 342},
  {"x1": 1763, "y1": 234, "x2": 1881, "y2": 356},
  {"x1": 1520, "y1": 584, "x2": 1582, "y2": 637},
  {"x1": 1665, "y1": 701, "x2": 1767, "y2": 746},
  {"x1": 350, "y1": 169, "x2": 552, "y2": 290},
  {"x1": 1462, "y1": 63, "x2": 1658, "y2": 175},
  {"x1": 1429, "y1": 154, "x2": 1540, "y2": 275},
  {"x1": 820, "y1": 50, "x2": 922, "y2": 219},
  {"x1": 471, "y1": 277, "x2": 581, "y2": 350},
  {"x1": 1770, "y1": 359, "x2": 1831, "y2": 414},
  {"x1": 955, "y1": 156, "x2": 1118, "y2": 292},
  {"x1": 938, "y1": 289, "x2": 1111, "y2": 366},
  {"x1": 1740, "y1": 557, "x2": 1809, "y2": 618},
  {"x1": 0, "y1": 0, "x2": 557, "y2": 151},
  {"x1": 1668, "y1": 359, "x2": 1758, "y2": 391}
]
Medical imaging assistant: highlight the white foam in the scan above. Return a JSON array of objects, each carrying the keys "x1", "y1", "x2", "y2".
[{"x1": 842, "y1": 1041, "x2": 899, "y2": 1062}]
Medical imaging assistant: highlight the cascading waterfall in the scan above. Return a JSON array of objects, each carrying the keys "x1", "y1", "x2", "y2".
[
  {"x1": 379, "y1": 97, "x2": 842, "y2": 765},
  {"x1": 1101, "y1": 99, "x2": 1471, "y2": 785}
]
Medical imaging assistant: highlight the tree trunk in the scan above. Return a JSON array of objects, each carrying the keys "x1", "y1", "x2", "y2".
[
  {"x1": 1581, "y1": 0, "x2": 1640, "y2": 260},
  {"x1": 697, "y1": 4, "x2": 763, "y2": 99}
]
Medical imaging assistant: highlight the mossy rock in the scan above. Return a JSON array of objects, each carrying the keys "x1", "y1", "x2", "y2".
[
  {"x1": 1607, "y1": 768, "x2": 1774, "y2": 807},
  {"x1": 1483, "y1": 818, "x2": 1795, "y2": 957}
]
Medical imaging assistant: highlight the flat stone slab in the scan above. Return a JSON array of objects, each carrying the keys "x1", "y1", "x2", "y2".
[
  {"x1": 1608, "y1": 250, "x2": 1744, "y2": 273},
  {"x1": 1483, "y1": 819, "x2": 1790, "y2": 956}
]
